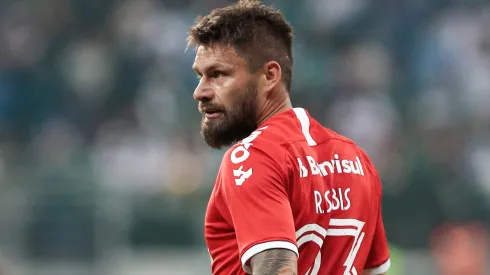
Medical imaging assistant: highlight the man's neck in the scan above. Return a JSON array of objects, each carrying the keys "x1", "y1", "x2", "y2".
[{"x1": 257, "y1": 96, "x2": 292, "y2": 126}]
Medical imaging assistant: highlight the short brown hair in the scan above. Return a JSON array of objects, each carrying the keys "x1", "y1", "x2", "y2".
[{"x1": 187, "y1": 0, "x2": 294, "y2": 91}]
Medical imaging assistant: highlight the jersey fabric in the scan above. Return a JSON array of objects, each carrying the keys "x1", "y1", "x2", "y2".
[{"x1": 204, "y1": 107, "x2": 390, "y2": 275}]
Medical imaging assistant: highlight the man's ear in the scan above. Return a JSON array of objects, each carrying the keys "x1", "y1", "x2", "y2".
[{"x1": 262, "y1": 61, "x2": 282, "y2": 93}]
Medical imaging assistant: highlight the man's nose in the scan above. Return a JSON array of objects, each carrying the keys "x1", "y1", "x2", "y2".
[{"x1": 193, "y1": 80, "x2": 214, "y2": 102}]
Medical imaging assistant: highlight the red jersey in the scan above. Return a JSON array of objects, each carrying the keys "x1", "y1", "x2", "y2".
[{"x1": 205, "y1": 108, "x2": 390, "y2": 275}]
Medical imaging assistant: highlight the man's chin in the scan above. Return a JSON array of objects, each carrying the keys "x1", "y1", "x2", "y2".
[
  {"x1": 202, "y1": 135, "x2": 230, "y2": 150},
  {"x1": 201, "y1": 127, "x2": 236, "y2": 150},
  {"x1": 202, "y1": 120, "x2": 222, "y2": 132},
  {"x1": 200, "y1": 115, "x2": 257, "y2": 149}
]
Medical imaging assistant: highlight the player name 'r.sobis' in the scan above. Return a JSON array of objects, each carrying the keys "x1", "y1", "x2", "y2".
[{"x1": 297, "y1": 154, "x2": 364, "y2": 178}]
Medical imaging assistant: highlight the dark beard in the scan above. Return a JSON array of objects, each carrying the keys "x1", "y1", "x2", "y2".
[{"x1": 200, "y1": 82, "x2": 258, "y2": 149}]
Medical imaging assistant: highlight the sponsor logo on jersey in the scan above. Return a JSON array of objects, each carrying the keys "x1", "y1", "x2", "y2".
[
  {"x1": 298, "y1": 154, "x2": 364, "y2": 178},
  {"x1": 230, "y1": 126, "x2": 268, "y2": 186}
]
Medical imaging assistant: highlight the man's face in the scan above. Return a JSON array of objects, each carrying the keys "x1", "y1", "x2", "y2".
[{"x1": 192, "y1": 45, "x2": 259, "y2": 149}]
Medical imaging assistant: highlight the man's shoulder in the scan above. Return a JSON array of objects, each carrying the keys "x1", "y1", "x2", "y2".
[
  {"x1": 318, "y1": 129, "x2": 374, "y2": 166},
  {"x1": 287, "y1": 107, "x2": 359, "y2": 149},
  {"x1": 222, "y1": 125, "x2": 288, "y2": 165},
  {"x1": 217, "y1": 125, "x2": 289, "y2": 188},
  {"x1": 321, "y1": 129, "x2": 361, "y2": 151}
]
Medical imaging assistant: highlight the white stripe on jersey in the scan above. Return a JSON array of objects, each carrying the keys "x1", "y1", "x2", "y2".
[
  {"x1": 366, "y1": 258, "x2": 391, "y2": 274},
  {"x1": 293, "y1": 107, "x2": 317, "y2": 146}
]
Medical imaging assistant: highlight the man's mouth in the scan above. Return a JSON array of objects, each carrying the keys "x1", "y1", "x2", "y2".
[
  {"x1": 205, "y1": 112, "x2": 223, "y2": 119},
  {"x1": 201, "y1": 108, "x2": 224, "y2": 119}
]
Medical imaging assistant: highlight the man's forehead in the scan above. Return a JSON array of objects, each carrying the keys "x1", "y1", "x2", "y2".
[{"x1": 193, "y1": 44, "x2": 245, "y2": 68}]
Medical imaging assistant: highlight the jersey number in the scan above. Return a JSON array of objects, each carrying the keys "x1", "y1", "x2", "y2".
[{"x1": 296, "y1": 219, "x2": 365, "y2": 275}]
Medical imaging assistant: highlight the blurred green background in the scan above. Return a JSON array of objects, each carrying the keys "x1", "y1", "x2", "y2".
[{"x1": 0, "y1": 0, "x2": 489, "y2": 274}]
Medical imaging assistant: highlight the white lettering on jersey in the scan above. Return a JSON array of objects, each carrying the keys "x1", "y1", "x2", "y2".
[
  {"x1": 231, "y1": 126, "x2": 268, "y2": 186},
  {"x1": 231, "y1": 144, "x2": 251, "y2": 164},
  {"x1": 296, "y1": 219, "x2": 365, "y2": 275},
  {"x1": 307, "y1": 156, "x2": 321, "y2": 175},
  {"x1": 314, "y1": 188, "x2": 351, "y2": 214},
  {"x1": 299, "y1": 154, "x2": 364, "y2": 178},
  {"x1": 297, "y1": 158, "x2": 309, "y2": 178},
  {"x1": 233, "y1": 165, "x2": 253, "y2": 186}
]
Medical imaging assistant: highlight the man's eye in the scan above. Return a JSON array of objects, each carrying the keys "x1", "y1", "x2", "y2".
[{"x1": 210, "y1": 71, "x2": 224, "y2": 78}]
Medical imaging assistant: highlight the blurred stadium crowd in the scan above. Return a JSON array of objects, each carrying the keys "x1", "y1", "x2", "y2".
[{"x1": 0, "y1": 0, "x2": 489, "y2": 274}]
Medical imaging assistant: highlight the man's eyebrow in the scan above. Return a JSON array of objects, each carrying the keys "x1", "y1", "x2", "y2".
[{"x1": 193, "y1": 64, "x2": 229, "y2": 75}]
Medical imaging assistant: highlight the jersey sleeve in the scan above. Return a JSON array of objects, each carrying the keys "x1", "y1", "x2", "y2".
[
  {"x1": 364, "y1": 206, "x2": 390, "y2": 274},
  {"x1": 219, "y1": 140, "x2": 298, "y2": 274}
]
